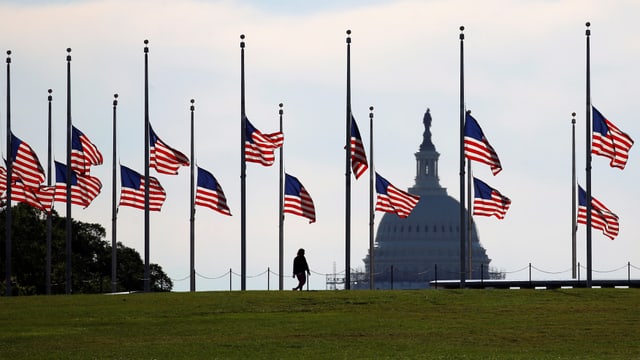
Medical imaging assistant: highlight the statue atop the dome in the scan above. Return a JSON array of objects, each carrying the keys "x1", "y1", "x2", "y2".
[{"x1": 419, "y1": 108, "x2": 435, "y2": 151}]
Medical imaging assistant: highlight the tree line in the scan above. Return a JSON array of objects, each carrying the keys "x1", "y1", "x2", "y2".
[{"x1": 0, "y1": 203, "x2": 172, "y2": 295}]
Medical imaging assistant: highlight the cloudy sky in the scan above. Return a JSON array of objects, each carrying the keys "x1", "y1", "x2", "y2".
[{"x1": 1, "y1": 0, "x2": 638, "y2": 291}]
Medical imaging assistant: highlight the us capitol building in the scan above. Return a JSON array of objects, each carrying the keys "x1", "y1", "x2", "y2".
[{"x1": 355, "y1": 109, "x2": 499, "y2": 289}]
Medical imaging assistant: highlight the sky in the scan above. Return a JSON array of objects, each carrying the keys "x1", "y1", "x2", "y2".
[{"x1": 0, "y1": 0, "x2": 638, "y2": 291}]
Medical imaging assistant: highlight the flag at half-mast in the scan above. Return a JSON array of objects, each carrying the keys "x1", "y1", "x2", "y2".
[
  {"x1": 592, "y1": 106, "x2": 634, "y2": 170},
  {"x1": 472, "y1": 177, "x2": 511, "y2": 219},
  {"x1": 464, "y1": 113, "x2": 502, "y2": 175},
  {"x1": 350, "y1": 115, "x2": 368, "y2": 179},
  {"x1": 10, "y1": 133, "x2": 46, "y2": 189},
  {"x1": 149, "y1": 125, "x2": 190, "y2": 175},
  {"x1": 577, "y1": 185, "x2": 619, "y2": 240},
  {"x1": 195, "y1": 166, "x2": 232, "y2": 216},
  {"x1": 71, "y1": 126, "x2": 103, "y2": 174},
  {"x1": 54, "y1": 161, "x2": 102, "y2": 208},
  {"x1": 284, "y1": 173, "x2": 316, "y2": 223},
  {"x1": 0, "y1": 166, "x2": 54, "y2": 213},
  {"x1": 119, "y1": 165, "x2": 166, "y2": 211},
  {"x1": 375, "y1": 172, "x2": 420, "y2": 219},
  {"x1": 244, "y1": 117, "x2": 284, "y2": 166}
]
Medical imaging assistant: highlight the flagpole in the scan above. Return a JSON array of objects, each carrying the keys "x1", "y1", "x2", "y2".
[
  {"x1": 467, "y1": 156, "x2": 472, "y2": 279},
  {"x1": 571, "y1": 112, "x2": 577, "y2": 279},
  {"x1": 345, "y1": 29, "x2": 352, "y2": 290},
  {"x1": 458, "y1": 26, "x2": 467, "y2": 288},
  {"x1": 190, "y1": 99, "x2": 196, "y2": 292},
  {"x1": 584, "y1": 22, "x2": 593, "y2": 288},
  {"x1": 240, "y1": 34, "x2": 247, "y2": 291},
  {"x1": 368, "y1": 106, "x2": 374, "y2": 290},
  {"x1": 143, "y1": 39, "x2": 151, "y2": 293},
  {"x1": 5, "y1": 50, "x2": 12, "y2": 296},
  {"x1": 112, "y1": 93, "x2": 118, "y2": 293},
  {"x1": 46, "y1": 89, "x2": 53, "y2": 295},
  {"x1": 278, "y1": 103, "x2": 284, "y2": 291},
  {"x1": 65, "y1": 47, "x2": 73, "y2": 295}
]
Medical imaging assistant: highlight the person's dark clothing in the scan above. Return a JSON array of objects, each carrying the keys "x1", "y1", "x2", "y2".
[
  {"x1": 293, "y1": 255, "x2": 309, "y2": 276},
  {"x1": 292, "y1": 254, "x2": 310, "y2": 290}
]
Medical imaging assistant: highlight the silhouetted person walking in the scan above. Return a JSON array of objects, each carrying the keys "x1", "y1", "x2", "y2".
[{"x1": 292, "y1": 248, "x2": 310, "y2": 291}]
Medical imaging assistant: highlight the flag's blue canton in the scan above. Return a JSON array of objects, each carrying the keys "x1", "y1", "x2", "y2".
[
  {"x1": 120, "y1": 165, "x2": 141, "y2": 189},
  {"x1": 55, "y1": 162, "x2": 78, "y2": 185}
]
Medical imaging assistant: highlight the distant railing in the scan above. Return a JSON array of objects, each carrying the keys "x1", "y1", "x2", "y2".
[{"x1": 168, "y1": 261, "x2": 640, "y2": 291}]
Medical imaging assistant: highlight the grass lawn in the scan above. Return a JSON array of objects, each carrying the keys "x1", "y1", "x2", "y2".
[{"x1": 1, "y1": 289, "x2": 639, "y2": 359}]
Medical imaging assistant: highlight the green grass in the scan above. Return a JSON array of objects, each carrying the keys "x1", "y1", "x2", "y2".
[{"x1": 1, "y1": 289, "x2": 639, "y2": 359}]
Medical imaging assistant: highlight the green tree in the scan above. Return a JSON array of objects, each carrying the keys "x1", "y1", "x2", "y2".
[{"x1": 0, "y1": 203, "x2": 172, "y2": 295}]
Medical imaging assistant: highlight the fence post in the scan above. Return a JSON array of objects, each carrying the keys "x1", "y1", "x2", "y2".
[
  {"x1": 628, "y1": 261, "x2": 631, "y2": 287},
  {"x1": 528, "y1": 263, "x2": 532, "y2": 287},
  {"x1": 390, "y1": 265, "x2": 394, "y2": 290},
  {"x1": 229, "y1": 268, "x2": 232, "y2": 291},
  {"x1": 434, "y1": 264, "x2": 438, "y2": 289},
  {"x1": 578, "y1": 262, "x2": 580, "y2": 283}
]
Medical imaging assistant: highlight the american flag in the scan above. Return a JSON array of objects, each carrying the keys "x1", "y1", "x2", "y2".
[
  {"x1": 54, "y1": 161, "x2": 102, "y2": 208},
  {"x1": 0, "y1": 166, "x2": 54, "y2": 212},
  {"x1": 350, "y1": 115, "x2": 368, "y2": 179},
  {"x1": 592, "y1": 107, "x2": 634, "y2": 170},
  {"x1": 9, "y1": 182, "x2": 55, "y2": 213},
  {"x1": 464, "y1": 113, "x2": 502, "y2": 175},
  {"x1": 244, "y1": 117, "x2": 284, "y2": 166},
  {"x1": 284, "y1": 173, "x2": 316, "y2": 223},
  {"x1": 119, "y1": 165, "x2": 166, "y2": 211},
  {"x1": 577, "y1": 185, "x2": 619, "y2": 240},
  {"x1": 149, "y1": 125, "x2": 190, "y2": 175},
  {"x1": 195, "y1": 166, "x2": 232, "y2": 216},
  {"x1": 71, "y1": 126, "x2": 103, "y2": 174},
  {"x1": 375, "y1": 172, "x2": 420, "y2": 218},
  {"x1": 10, "y1": 133, "x2": 46, "y2": 189},
  {"x1": 472, "y1": 177, "x2": 511, "y2": 219}
]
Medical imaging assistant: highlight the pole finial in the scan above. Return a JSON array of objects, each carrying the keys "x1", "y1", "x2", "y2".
[
  {"x1": 369, "y1": 106, "x2": 374, "y2": 118},
  {"x1": 6, "y1": 50, "x2": 11, "y2": 56},
  {"x1": 113, "y1": 93, "x2": 118, "y2": 106},
  {"x1": 346, "y1": 29, "x2": 351, "y2": 43},
  {"x1": 144, "y1": 39, "x2": 149, "y2": 53},
  {"x1": 585, "y1": 22, "x2": 591, "y2": 36},
  {"x1": 240, "y1": 34, "x2": 245, "y2": 48},
  {"x1": 459, "y1": 26, "x2": 465, "y2": 40},
  {"x1": 66, "y1": 48, "x2": 71, "y2": 61},
  {"x1": 190, "y1": 99, "x2": 195, "y2": 111},
  {"x1": 572, "y1": 112, "x2": 576, "y2": 124},
  {"x1": 48, "y1": 88, "x2": 53, "y2": 101},
  {"x1": 279, "y1": 103, "x2": 283, "y2": 115}
]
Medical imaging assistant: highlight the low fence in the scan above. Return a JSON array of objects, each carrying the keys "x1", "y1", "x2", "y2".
[{"x1": 169, "y1": 261, "x2": 640, "y2": 291}]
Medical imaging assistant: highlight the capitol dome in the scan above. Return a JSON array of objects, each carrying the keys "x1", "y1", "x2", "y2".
[{"x1": 362, "y1": 109, "x2": 492, "y2": 289}]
